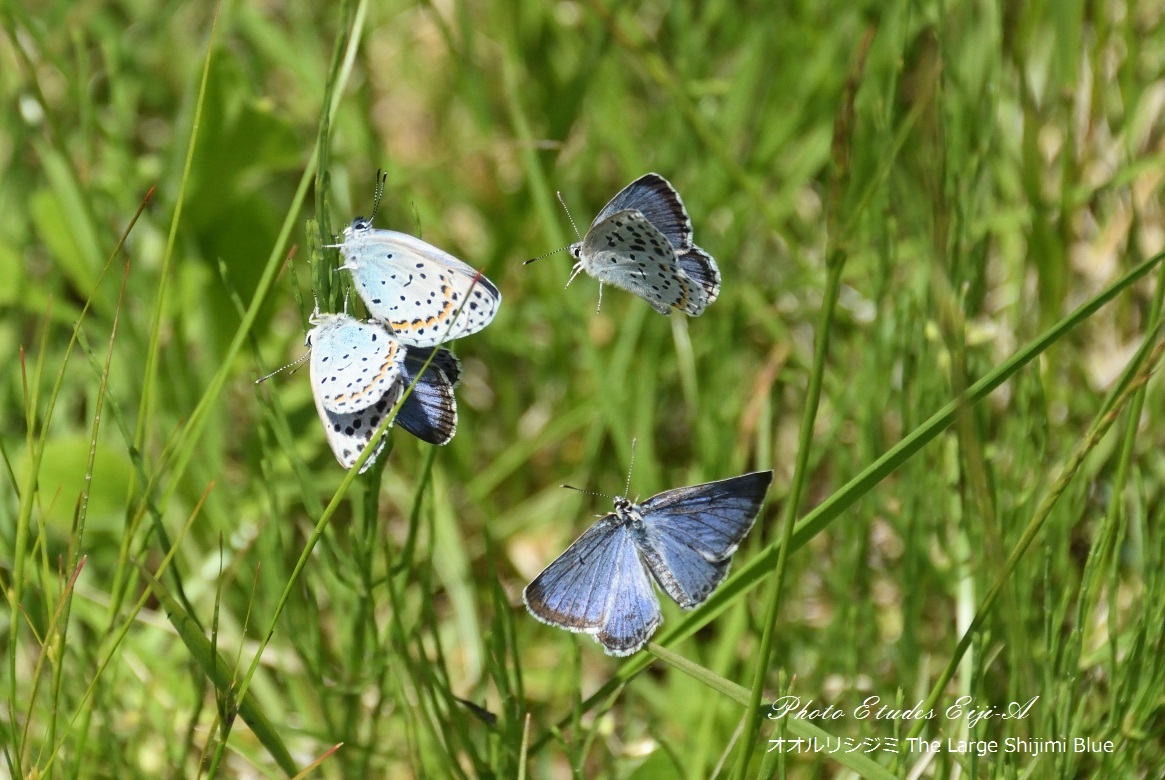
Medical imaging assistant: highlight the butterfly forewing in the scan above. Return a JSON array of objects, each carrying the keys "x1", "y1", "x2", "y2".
[
  {"x1": 580, "y1": 210, "x2": 706, "y2": 316},
  {"x1": 636, "y1": 471, "x2": 774, "y2": 608},
  {"x1": 308, "y1": 313, "x2": 405, "y2": 415},
  {"x1": 395, "y1": 347, "x2": 459, "y2": 445},
  {"x1": 523, "y1": 514, "x2": 662, "y2": 656},
  {"x1": 338, "y1": 222, "x2": 501, "y2": 348},
  {"x1": 594, "y1": 173, "x2": 694, "y2": 251}
]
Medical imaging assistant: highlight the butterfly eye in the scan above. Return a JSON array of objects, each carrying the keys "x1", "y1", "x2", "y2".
[
  {"x1": 304, "y1": 333, "x2": 314, "y2": 347},
  {"x1": 351, "y1": 216, "x2": 371, "y2": 231},
  {"x1": 569, "y1": 244, "x2": 583, "y2": 259}
]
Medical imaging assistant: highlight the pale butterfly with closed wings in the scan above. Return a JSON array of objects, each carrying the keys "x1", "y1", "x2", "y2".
[
  {"x1": 524, "y1": 469, "x2": 773, "y2": 656},
  {"x1": 305, "y1": 310, "x2": 461, "y2": 472},
  {"x1": 527, "y1": 173, "x2": 721, "y2": 316},
  {"x1": 330, "y1": 172, "x2": 502, "y2": 348}
]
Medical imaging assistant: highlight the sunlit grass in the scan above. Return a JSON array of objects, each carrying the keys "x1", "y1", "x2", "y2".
[{"x1": 3, "y1": 1, "x2": 1164, "y2": 777}]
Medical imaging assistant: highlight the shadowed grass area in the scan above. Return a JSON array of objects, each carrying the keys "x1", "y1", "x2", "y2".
[{"x1": 3, "y1": 0, "x2": 1165, "y2": 777}]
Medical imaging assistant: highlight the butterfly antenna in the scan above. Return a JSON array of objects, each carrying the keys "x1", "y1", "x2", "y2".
[
  {"x1": 624, "y1": 438, "x2": 637, "y2": 497},
  {"x1": 557, "y1": 191, "x2": 582, "y2": 241},
  {"x1": 254, "y1": 350, "x2": 310, "y2": 384},
  {"x1": 370, "y1": 168, "x2": 388, "y2": 225},
  {"x1": 525, "y1": 190, "x2": 583, "y2": 266},
  {"x1": 523, "y1": 246, "x2": 566, "y2": 265},
  {"x1": 560, "y1": 484, "x2": 612, "y2": 501}
]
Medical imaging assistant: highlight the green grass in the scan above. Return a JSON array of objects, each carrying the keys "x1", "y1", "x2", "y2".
[{"x1": 3, "y1": 0, "x2": 1165, "y2": 777}]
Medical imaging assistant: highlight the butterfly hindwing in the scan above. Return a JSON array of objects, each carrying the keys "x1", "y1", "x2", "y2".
[
  {"x1": 313, "y1": 387, "x2": 398, "y2": 473},
  {"x1": 338, "y1": 220, "x2": 501, "y2": 348},
  {"x1": 634, "y1": 523, "x2": 731, "y2": 610},
  {"x1": 636, "y1": 471, "x2": 773, "y2": 608},
  {"x1": 396, "y1": 347, "x2": 459, "y2": 446},
  {"x1": 596, "y1": 533, "x2": 665, "y2": 656},
  {"x1": 676, "y1": 246, "x2": 721, "y2": 305},
  {"x1": 523, "y1": 514, "x2": 662, "y2": 656}
]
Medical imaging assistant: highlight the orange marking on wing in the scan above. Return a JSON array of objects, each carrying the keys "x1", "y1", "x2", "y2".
[
  {"x1": 390, "y1": 298, "x2": 456, "y2": 332},
  {"x1": 332, "y1": 343, "x2": 403, "y2": 404}
]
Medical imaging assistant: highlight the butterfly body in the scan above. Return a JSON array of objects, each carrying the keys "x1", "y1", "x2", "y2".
[
  {"x1": 337, "y1": 217, "x2": 501, "y2": 348},
  {"x1": 524, "y1": 470, "x2": 773, "y2": 656},
  {"x1": 567, "y1": 173, "x2": 720, "y2": 316}
]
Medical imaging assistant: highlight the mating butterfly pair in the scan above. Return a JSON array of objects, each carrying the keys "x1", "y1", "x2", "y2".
[{"x1": 305, "y1": 177, "x2": 502, "y2": 470}]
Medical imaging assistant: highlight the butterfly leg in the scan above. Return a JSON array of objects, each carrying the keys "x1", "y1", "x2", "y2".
[
  {"x1": 596, "y1": 283, "x2": 603, "y2": 313},
  {"x1": 566, "y1": 261, "x2": 586, "y2": 288}
]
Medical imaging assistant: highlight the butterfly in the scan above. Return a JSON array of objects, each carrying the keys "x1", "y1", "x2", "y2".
[
  {"x1": 523, "y1": 470, "x2": 773, "y2": 656},
  {"x1": 306, "y1": 310, "x2": 406, "y2": 472},
  {"x1": 532, "y1": 173, "x2": 720, "y2": 316},
  {"x1": 332, "y1": 175, "x2": 501, "y2": 348},
  {"x1": 307, "y1": 311, "x2": 463, "y2": 470}
]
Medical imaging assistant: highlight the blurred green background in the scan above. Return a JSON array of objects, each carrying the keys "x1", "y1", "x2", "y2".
[{"x1": 3, "y1": 0, "x2": 1164, "y2": 777}]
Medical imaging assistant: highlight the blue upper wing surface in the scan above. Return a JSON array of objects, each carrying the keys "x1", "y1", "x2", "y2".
[
  {"x1": 636, "y1": 471, "x2": 773, "y2": 608},
  {"x1": 524, "y1": 514, "x2": 662, "y2": 656}
]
